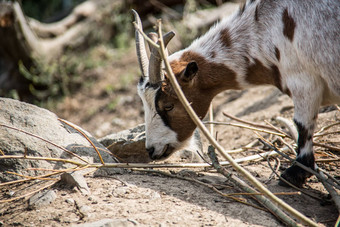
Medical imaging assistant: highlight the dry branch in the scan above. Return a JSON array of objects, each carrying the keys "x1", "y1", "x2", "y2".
[
  {"x1": 204, "y1": 121, "x2": 286, "y2": 137},
  {"x1": 207, "y1": 146, "x2": 299, "y2": 226},
  {"x1": 0, "y1": 181, "x2": 55, "y2": 203},
  {"x1": 0, "y1": 123, "x2": 89, "y2": 164},
  {"x1": 58, "y1": 118, "x2": 105, "y2": 165},
  {"x1": 28, "y1": 1, "x2": 96, "y2": 38}
]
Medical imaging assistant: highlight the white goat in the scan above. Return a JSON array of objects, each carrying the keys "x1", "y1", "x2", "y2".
[{"x1": 133, "y1": 0, "x2": 340, "y2": 187}]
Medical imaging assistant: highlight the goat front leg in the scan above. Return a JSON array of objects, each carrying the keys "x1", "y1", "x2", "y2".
[{"x1": 279, "y1": 78, "x2": 322, "y2": 187}]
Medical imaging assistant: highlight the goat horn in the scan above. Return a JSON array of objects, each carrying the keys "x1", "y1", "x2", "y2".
[
  {"x1": 132, "y1": 9, "x2": 149, "y2": 77},
  {"x1": 148, "y1": 31, "x2": 175, "y2": 84}
]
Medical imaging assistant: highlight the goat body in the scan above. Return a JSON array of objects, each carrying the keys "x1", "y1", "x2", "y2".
[{"x1": 135, "y1": 0, "x2": 340, "y2": 187}]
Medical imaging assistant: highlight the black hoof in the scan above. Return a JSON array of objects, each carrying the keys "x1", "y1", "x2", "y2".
[{"x1": 279, "y1": 165, "x2": 312, "y2": 188}]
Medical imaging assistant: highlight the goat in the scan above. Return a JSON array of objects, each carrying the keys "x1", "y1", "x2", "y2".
[{"x1": 133, "y1": 0, "x2": 340, "y2": 187}]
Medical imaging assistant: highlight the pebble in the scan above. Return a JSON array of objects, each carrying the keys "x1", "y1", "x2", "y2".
[
  {"x1": 65, "y1": 198, "x2": 75, "y2": 205},
  {"x1": 28, "y1": 190, "x2": 57, "y2": 209},
  {"x1": 61, "y1": 172, "x2": 90, "y2": 195}
]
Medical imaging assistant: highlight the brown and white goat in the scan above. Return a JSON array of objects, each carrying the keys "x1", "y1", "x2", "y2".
[{"x1": 133, "y1": 0, "x2": 340, "y2": 187}]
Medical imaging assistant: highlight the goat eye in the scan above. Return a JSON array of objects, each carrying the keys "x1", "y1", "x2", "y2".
[{"x1": 164, "y1": 104, "x2": 174, "y2": 111}]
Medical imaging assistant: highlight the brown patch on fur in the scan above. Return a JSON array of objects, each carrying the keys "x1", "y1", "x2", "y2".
[
  {"x1": 220, "y1": 28, "x2": 232, "y2": 47},
  {"x1": 282, "y1": 8, "x2": 296, "y2": 41},
  {"x1": 274, "y1": 46, "x2": 280, "y2": 61},
  {"x1": 210, "y1": 51, "x2": 216, "y2": 59},
  {"x1": 246, "y1": 59, "x2": 282, "y2": 91},
  {"x1": 161, "y1": 51, "x2": 240, "y2": 142}
]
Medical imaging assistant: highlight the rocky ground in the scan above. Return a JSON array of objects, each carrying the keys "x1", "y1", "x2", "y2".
[{"x1": 1, "y1": 47, "x2": 339, "y2": 226}]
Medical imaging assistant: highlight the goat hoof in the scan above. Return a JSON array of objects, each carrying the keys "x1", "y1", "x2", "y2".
[{"x1": 278, "y1": 165, "x2": 312, "y2": 188}]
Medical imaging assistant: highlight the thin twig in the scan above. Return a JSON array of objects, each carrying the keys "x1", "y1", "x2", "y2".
[
  {"x1": 0, "y1": 166, "x2": 79, "y2": 187},
  {"x1": 5, "y1": 171, "x2": 59, "y2": 181},
  {"x1": 314, "y1": 130, "x2": 340, "y2": 137},
  {"x1": 224, "y1": 140, "x2": 258, "y2": 154},
  {"x1": 0, "y1": 155, "x2": 85, "y2": 166},
  {"x1": 227, "y1": 191, "x2": 301, "y2": 196},
  {"x1": 223, "y1": 112, "x2": 278, "y2": 132},
  {"x1": 315, "y1": 122, "x2": 340, "y2": 135},
  {"x1": 318, "y1": 168, "x2": 340, "y2": 186},
  {"x1": 0, "y1": 154, "x2": 288, "y2": 170},
  {"x1": 204, "y1": 121, "x2": 286, "y2": 137},
  {"x1": 256, "y1": 134, "x2": 340, "y2": 190},
  {"x1": 0, "y1": 181, "x2": 56, "y2": 203},
  {"x1": 209, "y1": 104, "x2": 214, "y2": 136},
  {"x1": 263, "y1": 156, "x2": 280, "y2": 184},
  {"x1": 264, "y1": 119, "x2": 290, "y2": 138},
  {"x1": 133, "y1": 22, "x2": 160, "y2": 49},
  {"x1": 278, "y1": 137, "x2": 297, "y2": 155},
  {"x1": 0, "y1": 123, "x2": 89, "y2": 164},
  {"x1": 313, "y1": 142, "x2": 340, "y2": 152},
  {"x1": 318, "y1": 169, "x2": 340, "y2": 214},
  {"x1": 58, "y1": 118, "x2": 105, "y2": 165},
  {"x1": 263, "y1": 152, "x2": 323, "y2": 201},
  {"x1": 207, "y1": 146, "x2": 299, "y2": 226}
]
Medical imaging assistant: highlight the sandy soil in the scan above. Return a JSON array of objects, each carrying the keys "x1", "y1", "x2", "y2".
[{"x1": 1, "y1": 48, "x2": 339, "y2": 226}]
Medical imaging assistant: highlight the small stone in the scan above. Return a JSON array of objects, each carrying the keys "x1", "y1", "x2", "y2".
[
  {"x1": 78, "y1": 205, "x2": 92, "y2": 218},
  {"x1": 113, "y1": 187, "x2": 127, "y2": 197},
  {"x1": 149, "y1": 191, "x2": 161, "y2": 200},
  {"x1": 61, "y1": 172, "x2": 90, "y2": 195},
  {"x1": 28, "y1": 190, "x2": 57, "y2": 209},
  {"x1": 79, "y1": 205, "x2": 91, "y2": 213},
  {"x1": 65, "y1": 198, "x2": 75, "y2": 205}
]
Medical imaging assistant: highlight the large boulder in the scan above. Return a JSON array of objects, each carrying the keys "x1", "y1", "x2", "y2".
[{"x1": 0, "y1": 98, "x2": 117, "y2": 182}]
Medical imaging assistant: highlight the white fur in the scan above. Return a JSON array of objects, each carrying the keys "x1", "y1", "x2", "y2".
[{"x1": 137, "y1": 80, "x2": 179, "y2": 158}]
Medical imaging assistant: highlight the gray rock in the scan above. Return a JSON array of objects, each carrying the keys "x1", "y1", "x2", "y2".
[
  {"x1": 78, "y1": 205, "x2": 92, "y2": 218},
  {"x1": 0, "y1": 98, "x2": 118, "y2": 182},
  {"x1": 98, "y1": 124, "x2": 151, "y2": 163},
  {"x1": 73, "y1": 218, "x2": 138, "y2": 227},
  {"x1": 28, "y1": 190, "x2": 57, "y2": 209},
  {"x1": 61, "y1": 172, "x2": 90, "y2": 195}
]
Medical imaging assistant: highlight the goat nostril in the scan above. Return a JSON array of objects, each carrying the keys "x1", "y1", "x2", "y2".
[{"x1": 146, "y1": 147, "x2": 155, "y2": 155}]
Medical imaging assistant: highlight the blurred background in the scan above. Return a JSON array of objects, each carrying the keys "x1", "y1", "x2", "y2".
[{"x1": 0, "y1": 0, "x2": 241, "y2": 137}]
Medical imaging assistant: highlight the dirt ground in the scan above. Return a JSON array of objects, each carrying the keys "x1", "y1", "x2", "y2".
[{"x1": 1, "y1": 48, "x2": 339, "y2": 226}]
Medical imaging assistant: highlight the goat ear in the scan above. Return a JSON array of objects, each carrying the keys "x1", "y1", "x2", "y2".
[{"x1": 180, "y1": 61, "x2": 198, "y2": 82}]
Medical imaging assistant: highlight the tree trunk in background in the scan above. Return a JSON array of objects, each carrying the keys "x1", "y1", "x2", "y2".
[
  {"x1": 0, "y1": 0, "x2": 238, "y2": 99},
  {"x1": 0, "y1": 0, "x2": 109, "y2": 98},
  {"x1": 0, "y1": 2, "x2": 34, "y2": 96}
]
